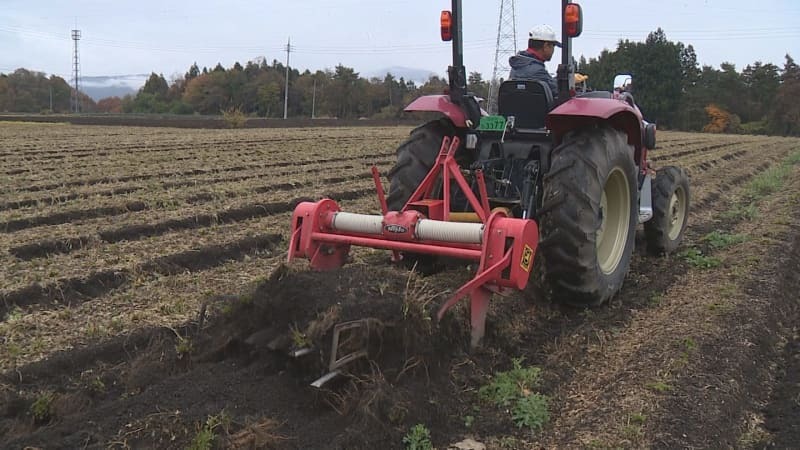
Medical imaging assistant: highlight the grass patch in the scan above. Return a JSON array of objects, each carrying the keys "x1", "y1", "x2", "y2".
[
  {"x1": 402, "y1": 424, "x2": 433, "y2": 450},
  {"x1": 4, "y1": 306, "x2": 24, "y2": 322},
  {"x1": 745, "y1": 164, "x2": 792, "y2": 200},
  {"x1": 721, "y1": 203, "x2": 757, "y2": 221},
  {"x1": 680, "y1": 248, "x2": 722, "y2": 269},
  {"x1": 646, "y1": 380, "x2": 672, "y2": 393},
  {"x1": 786, "y1": 150, "x2": 800, "y2": 166},
  {"x1": 479, "y1": 358, "x2": 550, "y2": 431},
  {"x1": 30, "y1": 392, "x2": 55, "y2": 423},
  {"x1": 649, "y1": 292, "x2": 665, "y2": 306},
  {"x1": 702, "y1": 230, "x2": 748, "y2": 249}
]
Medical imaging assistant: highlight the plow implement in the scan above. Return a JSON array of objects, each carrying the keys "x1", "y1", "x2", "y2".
[{"x1": 288, "y1": 137, "x2": 538, "y2": 347}]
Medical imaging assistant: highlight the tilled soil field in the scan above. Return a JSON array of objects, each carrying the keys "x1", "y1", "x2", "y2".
[{"x1": 1, "y1": 122, "x2": 798, "y2": 449}]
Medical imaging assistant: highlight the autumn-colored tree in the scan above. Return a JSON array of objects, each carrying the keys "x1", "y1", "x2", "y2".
[
  {"x1": 96, "y1": 96, "x2": 123, "y2": 113},
  {"x1": 703, "y1": 104, "x2": 741, "y2": 133}
]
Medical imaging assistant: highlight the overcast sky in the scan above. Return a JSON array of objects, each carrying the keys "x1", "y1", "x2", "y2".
[{"x1": 1, "y1": 0, "x2": 798, "y2": 84}]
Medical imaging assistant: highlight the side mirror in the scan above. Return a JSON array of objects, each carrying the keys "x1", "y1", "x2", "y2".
[
  {"x1": 613, "y1": 74, "x2": 633, "y2": 92},
  {"x1": 644, "y1": 122, "x2": 656, "y2": 149}
]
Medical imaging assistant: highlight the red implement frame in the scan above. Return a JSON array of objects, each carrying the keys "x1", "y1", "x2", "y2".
[{"x1": 288, "y1": 137, "x2": 539, "y2": 346}]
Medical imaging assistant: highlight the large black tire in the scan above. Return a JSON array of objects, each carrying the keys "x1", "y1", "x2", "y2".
[
  {"x1": 386, "y1": 118, "x2": 455, "y2": 273},
  {"x1": 386, "y1": 118, "x2": 455, "y2": 211},
  {"x1": 644, "y1": 166, "x2": 690, "y2": 255},
  {"x1": 539, "y1": 126, "x2": 638, "y2": 306}
]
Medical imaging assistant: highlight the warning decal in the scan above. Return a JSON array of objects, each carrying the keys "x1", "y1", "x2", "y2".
[{"x1": 520, "y1": 244, "x2": 534, "y2": 272}]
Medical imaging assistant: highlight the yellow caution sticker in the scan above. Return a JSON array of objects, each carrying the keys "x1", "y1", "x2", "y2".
[{"x1": 520, "y1": 244, "x2": 534, "y2": 272}]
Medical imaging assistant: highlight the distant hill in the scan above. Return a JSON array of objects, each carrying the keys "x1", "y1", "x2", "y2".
[
  {"x1": 81, "y1": 74, "x2": 149, "y2": 100},
  {"x1": 365, "y1": 66, "x2": 440, "y2": 85}
]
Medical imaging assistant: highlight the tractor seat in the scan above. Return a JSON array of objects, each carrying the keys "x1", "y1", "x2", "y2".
[{"x1": 498, "y1": 80, "x2": 553, "y2": 129}]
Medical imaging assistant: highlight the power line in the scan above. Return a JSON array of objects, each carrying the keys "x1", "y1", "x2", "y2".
[{"x1": 488, "y1": 0, "x2": 517, "y2": 113}]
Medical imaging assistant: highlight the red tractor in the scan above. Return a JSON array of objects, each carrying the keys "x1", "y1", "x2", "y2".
[{"x1": 289, "y1": 1, "x2": 690, "y2": 347}]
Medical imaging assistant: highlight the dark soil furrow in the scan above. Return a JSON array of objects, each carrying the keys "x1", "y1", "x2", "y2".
[
  {"x1": 99, "y1": 187, "x2": 373, "y2": 243},
  {"x1": 9, "y1": 236, "x2": 94, "y2": 260},
  {"x1": 1, "y1": 133, "x2": 397, "y2": 160},
  {"x1": 6, "y1": 185, "x2": 375, "y2": 259},
  {"x1": 0, "y1": 187, "x2": 140, "y2": 212},
  {"x1": 0, "y1": 201, "x2": 147, "y2": 233},
  {"x1": 0, "y1": 234, "x2": 283, "y2": 320},
  {"x1": 650, "y1": 140, "x2": 747, "y2": 162},
  {"x1": 15, "y1": 151, "x2": 394, "y2": 194}
]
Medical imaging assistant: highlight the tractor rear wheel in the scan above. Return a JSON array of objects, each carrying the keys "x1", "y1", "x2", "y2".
[
  {"x1": 539, "y1": 126, "x2": 638, "y2": 306},
  {"x1": 386, "y1": 118, "x2": 455, "y2": 211},
  {"x1": 645, "y1": 166, "x2": 690, "y2": 255},
  {"x1": 387, "y1": 118, "x2": 455, "y2": 273}
]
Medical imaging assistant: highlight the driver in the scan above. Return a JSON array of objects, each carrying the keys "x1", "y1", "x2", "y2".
[{"x1": 509, "y1": 25, "x2": 561, "y2": 97}]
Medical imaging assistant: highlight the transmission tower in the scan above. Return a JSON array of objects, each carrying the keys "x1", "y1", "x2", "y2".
[
  {"x1": 488, "y1": 0, "x2": 517, "y2": 113},
  {"x1": 71, "y1": 29, "x2": 81, "y2": 113}
]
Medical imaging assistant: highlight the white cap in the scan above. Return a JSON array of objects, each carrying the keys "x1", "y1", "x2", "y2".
[{"x1": 529, "y1": 25, "x2": 562, "y2": 47}]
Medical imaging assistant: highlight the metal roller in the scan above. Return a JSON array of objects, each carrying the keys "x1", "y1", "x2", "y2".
[
  {"x1": 330, "y1": 212, "x2": 483, "y2": 245},
  {"x1": 416, "y1": 219, "x2": 483, "y2": 244},
  {"x1": 331, "y1": 212, "x2": 384, "y2": 235}
]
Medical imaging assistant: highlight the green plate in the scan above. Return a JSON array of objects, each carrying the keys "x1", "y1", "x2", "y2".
[{"x1": 478, "y1": 115, "x2": 507, "y2": 131}]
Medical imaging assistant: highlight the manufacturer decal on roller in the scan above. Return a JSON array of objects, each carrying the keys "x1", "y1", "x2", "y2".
[{"x1": 384, "y1": 224, "x2": 408, "y2": 234}]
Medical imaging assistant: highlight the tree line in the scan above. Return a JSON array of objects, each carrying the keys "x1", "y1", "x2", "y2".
[
  {"x1": 578, "y1": 29, "x2": 799, "y2": 136},
  {"x1": 1, "y1": 29, "x2": 798, "y2": 136}
]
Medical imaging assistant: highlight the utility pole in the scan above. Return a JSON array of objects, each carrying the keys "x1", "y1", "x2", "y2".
[
  {"x1": 71, "y1": 29, "x2": 81, "y2": 113},
  {"x1": 283, "y1": 37, "x2": 291, "y2": 119},
  {"x1": 311, "y1": 77, "x2": 317, "y2": 119},
  {"x1": 488, "y1": 0, "x2": 517, "y2": 113}
]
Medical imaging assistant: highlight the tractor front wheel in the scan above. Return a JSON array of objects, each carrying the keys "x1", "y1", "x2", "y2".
[
  {"x1": 539, "y1": 126, "x2": 638, "y2": 306},
  {"x1": 645, "y1": 166, "x2": 690, "y2": 255}
]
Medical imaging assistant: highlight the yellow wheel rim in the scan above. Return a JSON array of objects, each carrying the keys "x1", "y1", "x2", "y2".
[
  {"x1": 668, "y1": 186, "x2": 687, "y2": 241},
  {"x1": 596, "y1": 168, "x2": 631, "y2": 275}
]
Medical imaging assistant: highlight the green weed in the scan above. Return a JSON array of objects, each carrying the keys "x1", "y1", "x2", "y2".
[
  {"x1": 175, "y1": 337, "x2": 194, "y2": 359},
  {"x1": 682, "y1": 337, "x2": 697, "y2": 352},
  {"x1": 30, "y1": 392, "x2": 54, "y2": 423},
  {"x1": 463, "y1": 414, "x2": 475, "y2": 428},
  {"x1": 629, "y1": 412, "x2": 647, "y2": 424},
  {"x1": 511, "y1": 393, "x2": 550, "y2": 431},
  {"x1": 188, "y1": 411, "x2": 231, "y2": 450},
  {"x1": 402, "y1": 424, "x2": 433, "y2": 450},
  {"x1": 702, "y1": 231, "x2": 748, "y2": 249},
  {"x1": 479, "y1": 358, "x2": 550, "y2": 432},
  {"x1": 498, "y1": 436, "x2": 521, "y2": 448},
  {"x1": 680, "y1": 248, "x2": 722, "y2": 269},
  {"x1": 289, "y1": 324, "x2": 311, "y2": 349}
]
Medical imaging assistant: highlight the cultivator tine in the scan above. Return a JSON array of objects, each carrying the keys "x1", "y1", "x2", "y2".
[
  {"x1": 310, "y1": 318, "x2": 377, "y2": 389},
  {"x1": 290, "y1": 348, "x2": 314, "y2": 358}
]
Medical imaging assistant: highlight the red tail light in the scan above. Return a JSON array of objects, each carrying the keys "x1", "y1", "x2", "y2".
[
  {"x1": 565, "y1": 3, "x2": 583, "y2": 38},
  {"x1": 441, "y1": 10, "x2": 453, "y2": 41}
]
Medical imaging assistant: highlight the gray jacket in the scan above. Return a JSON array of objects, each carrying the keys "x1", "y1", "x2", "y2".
[{"x1": 509, "y1": 51, "x2": 558, "y2": 98}]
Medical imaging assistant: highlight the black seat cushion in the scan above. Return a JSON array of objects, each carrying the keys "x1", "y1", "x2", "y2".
[{"x1": 498, "y1": 80, "x2": 553, "y2": 129}]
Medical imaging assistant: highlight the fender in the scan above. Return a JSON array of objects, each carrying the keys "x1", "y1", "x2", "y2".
[
  {"x1": 404, "y1": 95, "x2": 468, "y2": 128},
  {"x1": 545, "y1": 97, "x2": 644, "y2": 150}
]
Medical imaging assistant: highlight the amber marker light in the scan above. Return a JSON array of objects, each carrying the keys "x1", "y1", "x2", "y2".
[
  {"x1": 565, "y1": 3, "x2": 583, "y2": 37},
  {"x1": 441, "y1": 10, "x2": 453, "y2": 41}
]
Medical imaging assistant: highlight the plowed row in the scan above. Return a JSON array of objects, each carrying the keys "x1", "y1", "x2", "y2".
[{"x1": 1, "y1": 123, "x2": 798, "y2": 449}]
